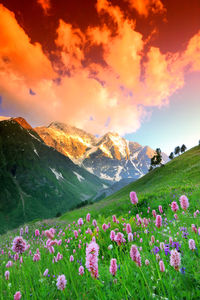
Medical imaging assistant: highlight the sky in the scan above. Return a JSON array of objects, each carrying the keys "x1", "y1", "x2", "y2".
[{"x1": 0, "y1": 0, "x2": 200, "y2": 154}]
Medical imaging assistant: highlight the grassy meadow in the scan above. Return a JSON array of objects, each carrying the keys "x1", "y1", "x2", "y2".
[{"x1": 0, "y1": 146, "x2": 200, "y2": 299}]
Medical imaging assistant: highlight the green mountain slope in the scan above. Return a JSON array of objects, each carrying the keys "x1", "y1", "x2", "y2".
[
  {"x1": 0, "y1": 118, "x2": 107, "y2": 233},
  {"x1": 60, "y1": 145, "x2": 200, "y2": 223}
]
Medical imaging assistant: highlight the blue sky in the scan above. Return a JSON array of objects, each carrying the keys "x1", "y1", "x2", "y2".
[{"x1": 124, "y1": 73, "x2": 200, "y2": 155}]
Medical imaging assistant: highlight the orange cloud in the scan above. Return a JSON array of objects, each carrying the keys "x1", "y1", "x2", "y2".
[
  {"x1": 183, "y1": 31, "x2": 200, "y2": 72},
  {"x1": 0, "y1": 2, "x2": 200, "y2": 137},
  {"x1": 87, "y1": 25, "x2": 110, "y2": 45},
  {"x1": 0, "y1": 4, "x2": 55, "y2": 84},
  {"x1": 55, "y1": 20, "x2": 85, "y2": 71},
  {"x1": 96, "y1": 0, "x2": 124, "y2": 25},
  {"x1": 125, "y1": 0, "x2": 166, "y2": 17},
  {"x1": 143, "y1": 47, "x2": 184, "y2": 106},
  {"x1": 37, "y1": 0, "x2": 51, "y2": 15}
]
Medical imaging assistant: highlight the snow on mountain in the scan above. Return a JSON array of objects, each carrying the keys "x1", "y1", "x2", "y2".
[
  {"x1": 33, "y1": 148, "x2": 39, "y2": 157},
  {"x1": 35, "y1": 122, "x2": 169, "y2": 183},
  {"x1": 73, "y1": 171, "x2": 85, "y2": 182},
  {"x1": 0, "y1": 116, "x2": 11, "y2": 121},
  {"x1": 49, "y1": 168, "x2": 64, "y2": 180}
]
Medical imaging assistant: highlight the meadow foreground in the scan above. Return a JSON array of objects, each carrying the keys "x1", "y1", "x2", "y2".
[{"x1": 0, "y1": 192, "x2": 200, "y2": 300}]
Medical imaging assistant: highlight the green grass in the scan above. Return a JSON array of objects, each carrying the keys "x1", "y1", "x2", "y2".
[
  {"x1": 0, "y1": 146, "x2": 200, "y2": 299},
  {"x1": 59, "y1": 146, "x2": 200, "y2": 224},
  {"x1": 0, "y1": 192, "x2": 200, "y2": 299}
]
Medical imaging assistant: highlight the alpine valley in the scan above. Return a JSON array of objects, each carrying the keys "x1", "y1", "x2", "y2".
[
  {"x1": 0, "y1": 117, "x2": 168, "y2": 233},
  {"x1": 0, "y1": 117, "x2": 107, "y2": 233}
]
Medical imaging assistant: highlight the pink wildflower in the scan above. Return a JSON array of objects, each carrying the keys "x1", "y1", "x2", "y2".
[
  {"x1": 57, "y1": 252, "x2": 63, "y2": 261},
  {"x1": 130, "y1": 245, "x2": 139, "y2": 262},
  {"x1": 112, "y1": 215, "x2": 117, "y2": 223},
  {"x1": 151, "y1": 235, "x2": 155, "y2": 243},
  {"x1": 70, "y1": 255, "x2": 74, "y2": 262},
  {"x1": 57, "y1": 239, "x2": 62, "y2": 245},
  {"x1": 128, "y1": 233, "x2": 133, "y2": 242},
  {"x1": 135, "y1": 251, "x2": 141, "y2": 267},
  {"x1": 5, "y1": 270, "x2": 9, "y2": 280},
  {"x1": 171, "y1": 201, "x2": 179, "y2": 212},
  {"x1": 155, "y1": 215, "x2": 162, "y2": 228},
  {"x1": 159, "y1": 260, "x2": 165, "y2": 272},
  {"x1": 191, "y1": 224, "x2": 197, "y2": 233},
  {"x1": 79, "y1": 266, "x2": 84, "y2": 276},
  {"x1": 14, "y1": 292, "x2": 22, "y2": 300},
  {"x1": 86, "y1": 213, "x2": 91, "y2": 222},
  {"x1": 143, "y1": 218, "x2": 149, "y2": 227},
  {"x1": 85, "y1": 241, "x2": 99, "y2": 278},
  {"x1": 12, "y1": 237, "x2": 26, "y2": 254},
  {"x1": 74, "y1": 230, "x2": 78, "y2": 239},
  {"x1": 152, "y1": 210, "x2": 156, "y2": 218},
  {"x1": 102, "y1": 223, "x2": 108, "y2": 232},
  {"x1": 114, "y1": 232, "x2": 124, "y2": 246},
  {"x1": 145, "y1": 259, "x2": 150, "y2": 265},
  {"x1": 78, "y1": 218, "x2": 83, "y2": 226},
  {"x1": 179, "y1": 195, "x2": 189, "y2": 210},
  {"x1": 170, "y1": 249, "x2": 181, "y2": 270},
  {"x1": 25, "y1": 226, "x2": 28, "y2": 234},
  {"x1": 45, "y1": 230, "x2": 54, "y2": 240},
  {"x1": 126, "y1": 223, "x2": 132, "y2": 234},
  {"x1": 49, "y1": 246, "x2": 54, "y2": 254},
  {"x1": 130, "y1": 191, "x2": 138, "y2": 205},
  {"x1": 56, "y1": 274, "x2": 67, "y2": 291},
  {"x1": 110, "y1": 230, "x2": 115, "y2": 241},
  {"x1": 189, "y1": 239, "x2": 196, "y2": 250},
  {"x1": 92, "y1": 219, "x2": 97, "y2": 227},
  {"x1": 109, "y1": 258, "x2": 117, "y2": 276},
  {"x1": 159, "y1": 205, "x2": 163, "y2": 214},
  {"x1": 35, "y1": 229, "x2": 40, "y2": 237},
  {"x1": 6, "y1": 261, "x2": 13, "y2": 268},
  {"x1": 33, "y1": 253, "x2": 40, "y2": 262},
  {"x1": 43, "y1": 269, "x2": 49, "y2": 276},
  {"x1": 49, "y1": 228, "x2": 56, "y2": 235}
]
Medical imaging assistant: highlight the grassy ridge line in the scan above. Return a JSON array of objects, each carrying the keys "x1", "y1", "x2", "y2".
[
  {"x1": 59, "y1": 146, "x2": 200, "y2": 223},
  {"x1": 104, "y1": 145, "x2": 200, "y2": 197}
]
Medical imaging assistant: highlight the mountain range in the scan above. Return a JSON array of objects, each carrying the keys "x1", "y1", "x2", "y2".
[
  {"x1": 35, "y1": 122, "x2": 168, "y2": 184},
  {"x1": 0, "y1": 116, "x2": 168, "y2": 233},
  {"x1": 0, "y1": 117, "x2": 107, "y2": 233}
]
